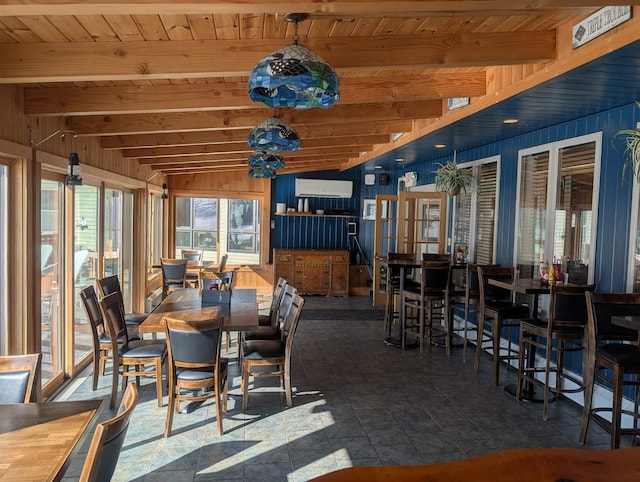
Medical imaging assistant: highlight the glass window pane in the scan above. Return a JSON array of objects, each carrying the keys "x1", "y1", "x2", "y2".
[
  {"x1": 176, "y1": 231, "x2": 191, "y2": 248},
  {"x1": 516, "y1": 152, "x2": 549, "y2": 279},
  {"x1": 148, "y1": 193, "x2": 163, "y2": 273},
  {"x1": 74, "y1": 184, "x2": 99, "y2": 368},
  {"x1": 194, "y1": 198, "x2": 217, "y2": 230},
  {"x1": 175, "y1": 197, "x2": 191, "y2": 229},
  {"x1": 194, "y1": 231, "x2": 217, "y2": 249},
  {"x1": 41, "y1": 179, "x2": 64, "y2": 384},
  {"x1": 556, "y1": 142, "x2": 595, "y2": 284}
]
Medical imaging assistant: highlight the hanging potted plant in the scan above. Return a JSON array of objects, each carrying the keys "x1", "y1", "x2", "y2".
[
  {"x1": 616, "y1": 102, "x2": 640, "y2": 182},
  {"x1": 434, "y1": 159, "x2": 478, "y2": 196}
]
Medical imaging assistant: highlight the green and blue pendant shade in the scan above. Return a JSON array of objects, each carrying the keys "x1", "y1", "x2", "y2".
[
  {"x1": 248, "y1": 13, "x2": 340, "y2": 110},
  {"x1": 248, "y1": 117, "x2": 300, "y2": 151}
]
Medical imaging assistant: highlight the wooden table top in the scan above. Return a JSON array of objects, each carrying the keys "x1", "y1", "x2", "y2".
[
  {"x1": 612, "y1": 315, "x2": 640, "y2": 331},
  {"x1": 140, "y1": 288, "x2": 259, "y2": 334},
  {"x1": 0, "y1": 399, "x2": 102, "y2": 482},
  {"x1": 488, "y1": 277, "x2": 551, "y2": 295},
  {"x1": 310, "y1": 446, "x2": 640, "y2": 482}
]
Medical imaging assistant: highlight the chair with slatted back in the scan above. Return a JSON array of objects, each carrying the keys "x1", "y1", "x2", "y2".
[
  {"x1": 580, "y1": 291, "x2": 640, "y2": 449},
  {"x1": 161, "y1": 258, "x2": 188, "y2": 298},
  {"x1": 475, "y1": 266, "x2": 530, "y2": 385},
  {"x1": 517, "y1": 283, "x2": 597, "y2": 421},
  {"x1": 163, "y1": 315, "x2": 228, "y2": 436},
  {"x1": 79, "y1": 382, "x2": 138, "y2": 482},
  {"x1": 0, "y1": 353, "x2": 41, "y2": 403},
  {"x1": 241, "y1": 292, "x2": 305, "y2": 409},
  {"x1": 97, "y1": 275, "x2": 147, "y2": 340},
  {"x1": 100, "y1": 291, "x2": 167, "y2": 409}
]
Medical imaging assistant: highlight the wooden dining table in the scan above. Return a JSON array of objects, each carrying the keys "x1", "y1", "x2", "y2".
[
  {"x1": 0, "y1": 399, "x2": 103, "y2": 481},
  {"x1": 139, "y1": 288, "x2": 260, "y2": 334},
  {"x1": 310, "y1": 446, "x2": 640, "y2": 482}
]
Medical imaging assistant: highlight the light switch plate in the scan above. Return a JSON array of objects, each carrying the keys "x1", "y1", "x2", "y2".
[{"x1": 364, "y1": 173, "x2": 376, "y2": 185}]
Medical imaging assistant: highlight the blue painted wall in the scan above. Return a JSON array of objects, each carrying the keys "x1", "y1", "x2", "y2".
[{"x1": 271, "y1": 102, "x2": 640, "y2": 294}]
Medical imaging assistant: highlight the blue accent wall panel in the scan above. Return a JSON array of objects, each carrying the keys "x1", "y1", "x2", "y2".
[{"x1": 270, "y1": 102, "x2": 640, "y2": 295}]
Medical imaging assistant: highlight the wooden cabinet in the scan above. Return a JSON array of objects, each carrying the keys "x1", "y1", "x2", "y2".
[{"x1": 273, "y1": 249, "x2": 349, "y2": 296}]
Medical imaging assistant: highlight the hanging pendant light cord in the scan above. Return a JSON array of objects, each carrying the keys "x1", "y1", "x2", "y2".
[{"x1": 292, "y1": 19, "x2": 299, "y2": 45}]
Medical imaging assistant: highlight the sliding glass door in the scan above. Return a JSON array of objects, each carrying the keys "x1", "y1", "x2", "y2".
[{"x1": 41, "y1": 177, "x2": 65, "y2": 384}]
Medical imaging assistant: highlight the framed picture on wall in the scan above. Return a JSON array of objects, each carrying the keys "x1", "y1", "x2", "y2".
[{"x1": 363, "y1": 199, "x2": 376, "y2": 220}]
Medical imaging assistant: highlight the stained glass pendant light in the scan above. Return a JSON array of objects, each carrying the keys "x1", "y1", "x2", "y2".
[
  {"x1": 248, "y1": 166, "x2": 277, "y2": 179},
  {"x1": 248, "y1": 150, "x2": 285, "y2": 170},
  {"x1": 248, "y1": 13, "x2": 340, "y2": 110},
  {"x1": 248, "y1": 116, "x2": 300, "y2": 151}
]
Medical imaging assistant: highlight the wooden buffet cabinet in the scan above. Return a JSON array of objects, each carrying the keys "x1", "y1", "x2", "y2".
[{"x1": 273, "y1": 249, "x2": 349, "y2": 296}]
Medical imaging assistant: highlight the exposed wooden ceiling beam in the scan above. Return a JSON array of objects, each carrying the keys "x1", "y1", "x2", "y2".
[
  {"x1": 70, "y1": 101, "x2": 441, "y2": 136},
  {"x1": 123, "y1": 135, "x2": 390, "y2": 159},
  {"x1": 24, "y1": 73, "x2": 486, "y2": 115},
  {"x1": 100, "y1": 121, "x2": 412, "y2": 149},
  {"x1": 0, "y1": 1, "x2": 604, "y2": 17},
  {"x1": 136, "y1": 146, "x2": 369, "y2": 165},
  {"x1": 1, "y1": 32, "x2": 555, "y2": 83},
  {"x1": 145, "y1": 153, "x2": 357, "y2": 172}
]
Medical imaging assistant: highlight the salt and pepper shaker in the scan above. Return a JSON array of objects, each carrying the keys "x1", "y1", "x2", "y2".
[
  {"x1": 298, "y1": 198, "x2": 304, "y2": 212},
  {"x1": 304, "y1": 198, "x2": 309, "y2": 213}
]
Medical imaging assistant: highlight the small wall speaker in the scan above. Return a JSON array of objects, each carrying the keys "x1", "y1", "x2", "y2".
[{"x1": 379, "y1": 173, "x2": 390, "y2": 185}]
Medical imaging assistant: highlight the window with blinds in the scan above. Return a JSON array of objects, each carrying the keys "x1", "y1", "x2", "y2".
[
  {"x1": 515, "y1": 136, "x2": 598, "y2": 283},
  {"x1": 452, "y1": 159, "x2": 498, "y2": 264}
]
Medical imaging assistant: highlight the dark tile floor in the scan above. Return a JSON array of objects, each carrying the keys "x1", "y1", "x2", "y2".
[{"x1": 59, "y1": 295, "x2": 616, "y2": 482}]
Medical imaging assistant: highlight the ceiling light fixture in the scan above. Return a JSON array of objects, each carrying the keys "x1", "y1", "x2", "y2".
[
  {"x1": 248, "y1": 13, "x2": 340, "y2": 110},
  {"x1": 395, "y1": 158, "x2": 404, "y2": 163},
  {"x1": 247, "y1": 150, "x2": 285, "y2": 179},
  {"x1": 435, "y1": 144, "x2": 446, "y2": 148},
  {"x1": 248, "y1": 116, "x2": 300, "y2": 151},
  {"x1": 503, "y1": 118, "x2": 519, "y2": 124}
]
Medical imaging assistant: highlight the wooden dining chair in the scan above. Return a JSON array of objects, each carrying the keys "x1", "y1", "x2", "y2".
[
  {"x1": 580, "y1": 291, "x2": 640, "y2": 449},
  {"x1": 160, "y1": 258, "x2": 188, "y2": 298},
  {"x1": 258, "y1": 277, "x2": 288, "y2": 327},
  {"x1": 0, "y1": 353, "x2": 41, "y2": 403},
  {"x1": 163, "y1": 315, "x2": 228, "y2": 436},
  {"x1": 100, "y1": 291, "x2": 167, "y2": 409},
  {"x1": 475, "y1": 266, "x2": 530, "y2": 385},
  {"x1": 80, "y1": 285, "x2": 114, "y2": 391},
  {"x1": 241, "y1": 292, "x2": 305, "y2": 410},
  {"x1": 97, "y1": 275, "x2": 147, "y2": 339},
  {"x1": 517, "y1": 283, "x2": 597, "y2": 421},
  {"x1": 79, "y1": 382, "x2": 138, "y2": 482}
]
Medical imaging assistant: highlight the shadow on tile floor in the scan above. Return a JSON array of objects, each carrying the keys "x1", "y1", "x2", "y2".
[{"x1": 59, "y1": 295, "x2": 615, "y2": 482}]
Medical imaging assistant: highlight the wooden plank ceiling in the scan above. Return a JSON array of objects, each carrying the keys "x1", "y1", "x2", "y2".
[{"x1": 0, "y1": 1, "x2": 610, "y2": 176}]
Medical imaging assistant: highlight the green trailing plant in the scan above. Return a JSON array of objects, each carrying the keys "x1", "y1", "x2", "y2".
[
  {"x1": 433, "y1": 160, "x2": 478, "y2": 196},
  {"x1": 615, "y1": 102, "x2": 640, "y2": 183}
]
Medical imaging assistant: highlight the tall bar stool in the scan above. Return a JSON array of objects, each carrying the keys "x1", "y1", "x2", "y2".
[
  {"x1": 383, "y1": 252, "x2": 417, "y2": 336},
  {"x1": 449, "y1": 263, "x2": 499, "y2": 363},
  {"x1": 402, "y1": 259, "x2": 451, "y2": 354},
  {"x1": 475, "y1": 266, "x2": 529, "y2": 385},
  {"x1": 517, "y1": 283, "x2": 596, "y2": 421},
  {"x1": 580, "y1": 291, "x2": 640, "y2": 449}
]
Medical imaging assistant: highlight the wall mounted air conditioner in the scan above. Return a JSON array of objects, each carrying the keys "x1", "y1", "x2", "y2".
[{"x1": 295, "y1": 179, "x2": 353, "y2": 198}]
